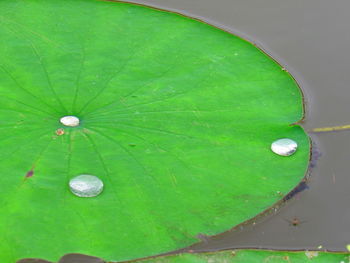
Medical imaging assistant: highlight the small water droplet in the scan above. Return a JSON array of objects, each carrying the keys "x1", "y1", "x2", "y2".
[
  {"x1": 69, "y1": 174, "x2": 103, "y2": 197},
  {"x1": 305, "y1": 251, "x2": 318, "y2": 259},
  {"x1": 60, "y1": 116, "x2": 80, "y2": 127},
  {"x1": 271, "y1": 138, "x2": 298, "y2": 156},
  {"x1": 346, "y1": 244, "x2": 350, "y2": 251}
]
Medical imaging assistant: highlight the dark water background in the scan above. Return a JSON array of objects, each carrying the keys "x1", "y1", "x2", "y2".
[{"x1": 20, "y1": 0, "x2": 350, "y2": 262}]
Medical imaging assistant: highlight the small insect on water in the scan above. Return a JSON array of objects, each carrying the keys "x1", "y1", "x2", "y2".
[{"x1": 285, "y1": 217, "x2": 306, "y2": 227}]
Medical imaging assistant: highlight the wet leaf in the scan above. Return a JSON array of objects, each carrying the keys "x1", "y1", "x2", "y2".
[{"x1": 0, "y1": 0, "x2": 309, "y2": 261}]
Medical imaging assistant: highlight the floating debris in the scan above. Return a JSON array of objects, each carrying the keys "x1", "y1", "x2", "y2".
[{"x1": 55, "y1": 128, "x2": 65, "y2": 136}]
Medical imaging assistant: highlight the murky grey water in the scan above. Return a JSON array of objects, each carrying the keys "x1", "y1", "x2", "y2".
[{"x1": 19, "y1": 0, "x2": 350, "y2": 262}]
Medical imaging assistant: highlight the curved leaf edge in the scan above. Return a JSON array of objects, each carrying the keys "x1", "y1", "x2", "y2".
[
  {"x1": 92, "y1": 3, "x2": 314, "y2": 263},
  {"x1": 17, "y1": 249, "x2": 350, "y2": 263},
  {"x1": 97, "y1": 0, "x2": 313, "y2": 249},
  {"x1": 7, "y1": 0, "x2": 311, "y2": 262},
  {"x1": 101, "y1": 0, "x2": 307, "y2": 124}
]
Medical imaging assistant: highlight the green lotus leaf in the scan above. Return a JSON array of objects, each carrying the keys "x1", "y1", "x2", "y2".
[
  {"x1": 0, "y1": 0, "x2": 309, "y2": 261},
  {"x1": 126, "y1": 250, "x2": 349, "y2": 263}
]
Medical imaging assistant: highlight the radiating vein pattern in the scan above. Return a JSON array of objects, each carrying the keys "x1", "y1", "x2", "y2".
[{"x1": 0, "y1": 0, "x2": 309, "y2": 262}]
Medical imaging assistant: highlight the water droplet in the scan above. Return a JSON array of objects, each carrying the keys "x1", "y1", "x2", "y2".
[
  {"x1": 271, "y1": 138, "x2": 298, "y2": 156},
  {"x1": 60, "y1": 116, "x2": 80, "y2": 127},
  {"x1": 69, "y1": 174, "x2": 104, "y2": 197},
  {"x1": 305, "y1": 251, "x2": 318, "y2": 259},
  {"x1": 346, "y1": 244, "x2": 350, "y2": 252}
]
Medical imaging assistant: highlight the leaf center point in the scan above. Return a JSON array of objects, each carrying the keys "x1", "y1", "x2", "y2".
[{"x1": 60, "y1": 116, "x2": 80, "y2": 127}]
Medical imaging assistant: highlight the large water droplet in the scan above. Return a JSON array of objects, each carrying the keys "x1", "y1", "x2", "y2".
[
  {"x1": 69, "y1": 174, "x2": 104, "y2": 197},
  {"x1": 271, "y1": 138, "x2": 298, "y2": 156},
  {"x1": 60, "y1": 116, "x2": 80, "y2": 127}
]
